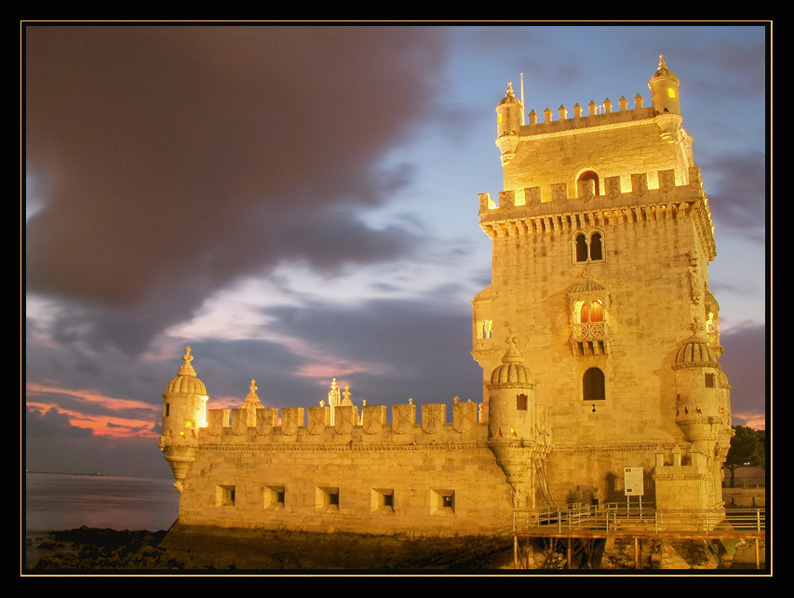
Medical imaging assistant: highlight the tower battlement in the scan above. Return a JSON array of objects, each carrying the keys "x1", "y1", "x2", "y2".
[
  {"x1": 479, "y1": 166, "x2": 704, "y2": 215},
  {"x1": 522, "y1": 93, "x2": 655, "y2": 132},
  {"x1": 201, "y1": 398, "x2": 492, "y2": 446},
  {"x1": 478, "y1": 167, "x2": 715, "y2": 261}
]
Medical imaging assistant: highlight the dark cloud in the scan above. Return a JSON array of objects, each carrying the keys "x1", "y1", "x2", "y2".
[
  {"x1": 719, "y1": 322, "x2": 767, "y2": 424},
  {"x1": 25, "y1": 25, "x2": 447, "y2": 352},
  {"x1": 701, "y1": 150, "x2": 766, "y2": 241},
  {"x1": 26, "y1": 406, "x2": 93, "y2": 438},
  {"x1": 265, "y1": 294, "x2": 481, "y2": 406}
]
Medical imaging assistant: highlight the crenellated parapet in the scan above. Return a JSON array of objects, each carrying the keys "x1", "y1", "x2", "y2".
[
  {"x1": 523, "y1": 93, "x2": 655, "y2": 133},
  {"x1": 654, "y1": 445, "x2": 711, "y2": 481},
  {"x1": 478, "y1": 166, "x2": 715, "y2": 261},
  {"x1": 653, "y1": 445, "x2": 726, "y2": 521},
  {"x1": 199, "y1": 397, "x2": 488, "y2": 448}
]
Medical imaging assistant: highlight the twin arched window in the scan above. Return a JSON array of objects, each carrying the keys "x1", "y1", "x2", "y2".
[
  {"x1": 575, "y1": 232, "x2": 603, "y2": 263},
  {"x1": 574, "y1": 299, "x2": 604, "y2": 324}
]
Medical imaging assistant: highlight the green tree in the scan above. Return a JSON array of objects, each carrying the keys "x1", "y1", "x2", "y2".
[{"x1": 724, "y1": 425, "x2": 765, "y2": 488}]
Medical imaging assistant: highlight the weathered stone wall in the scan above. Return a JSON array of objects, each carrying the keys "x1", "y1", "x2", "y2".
[{"x1": 177, "y1": 412, "x2": 515, "y2": 536}]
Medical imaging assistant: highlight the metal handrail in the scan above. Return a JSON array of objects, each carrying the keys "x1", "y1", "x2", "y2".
[{"x1": 513, "y1": 504, "x2": 765, "y2": 535}]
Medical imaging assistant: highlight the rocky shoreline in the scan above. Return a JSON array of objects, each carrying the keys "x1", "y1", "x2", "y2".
[
  {"x1": 24, "y1": 526, "x2": 516, "y2": 573},
  {"x1": 24, "y1": 526, "x2": 766, "y2": 574}
]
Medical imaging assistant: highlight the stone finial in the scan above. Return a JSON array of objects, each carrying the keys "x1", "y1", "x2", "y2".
[
  {"x1": 558, "y1": 105, "x2": 568, "y2": 120},
  {"x1": 528, "y1": 109, "x2": 538, "y2": 125},
  {"x1": 239, "y1": 378, "x2": 265, "y2": 411},
  {"x1": 177, "y1": 346, "x2": 197, "y2": 377},
  {"x1": 246, "y1": 379, "x2": 259, "y2": 401},
  {"x1": 328, "y1": 378, "x2": 341, "y2": 407}
]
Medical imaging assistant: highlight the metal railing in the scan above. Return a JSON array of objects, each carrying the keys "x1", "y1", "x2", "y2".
[{"x1": 513, "y1": 503, "x2": 765, "y2": 536}]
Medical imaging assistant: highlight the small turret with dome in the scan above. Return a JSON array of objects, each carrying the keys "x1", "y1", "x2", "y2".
[
  {"x1": 159, "y1": 347, "x2": 209, "y2": 491},
  {"x1": 673, "y1": 323, "x2": 731, "y2": 454},
  {"x1": 486, "y1": 333, "x2": 548, "y2": 509},
  {"x1": 495, "y1": 82, "x2": 523, "y2": 165},
  {"x1": 649, "y1": 54, "x2": 681, "y2": 116}
]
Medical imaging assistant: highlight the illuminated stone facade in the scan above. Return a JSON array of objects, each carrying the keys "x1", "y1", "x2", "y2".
[{"x1": 159, "y1": 57, "x2": 732, "y2": 537}]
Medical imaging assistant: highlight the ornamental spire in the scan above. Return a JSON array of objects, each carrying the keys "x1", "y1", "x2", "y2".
[{"x1": 176, "y1": 346, "x2": 197, "y2": 377}]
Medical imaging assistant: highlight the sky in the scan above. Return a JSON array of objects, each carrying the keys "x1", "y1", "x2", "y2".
[{"x1": 23, "y1": 22, "x2": 769, "y2": 479}]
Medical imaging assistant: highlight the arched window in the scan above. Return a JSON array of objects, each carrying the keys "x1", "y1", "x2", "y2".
[
  {"x1": 574, "y1": 299, "x2": 604, "y2": 324},
  {"x1": 588, "y1": 299, "x2": 603, "y2": 322},
  {"x1": 590, "y1": 232, "x2": 603, "y2": 261},
  {"x1": 575, "y1": 234, "x2": 588, "y2": 262},
  {"x1": 583, "y1": 368, "x2": 605, "y2": 401},
  {"x1": 578, "y1": 171, "x2": 600, "y2": 196}
]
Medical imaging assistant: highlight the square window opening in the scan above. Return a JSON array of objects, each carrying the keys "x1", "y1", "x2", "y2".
[
  {"x1": 264, "y1": 485, "x2": 286, "y2": 509},
  {"x1": 216, "y1": 485, "x2": 236, "y2": 507},
  {"x1": 431, "y1": 489, "x2": 456, "y2": 514},
  {"x1": 316, "y1": 487, "x2": 340, "y2": 511},
  {"x1": 371, "y1": 488, "x2": 395, "y2": 512}
]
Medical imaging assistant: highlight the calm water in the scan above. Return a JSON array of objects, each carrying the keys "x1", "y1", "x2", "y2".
[{"x1": 25, "y1": 473, "x2": 180, "y2": 532}]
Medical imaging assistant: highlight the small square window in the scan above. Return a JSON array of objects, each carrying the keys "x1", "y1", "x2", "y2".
[
  {"x1": 705, "y1": 373, "x2": 715, "y2": 388},
  {"x1": 371, "y1": 488, "x2": 395, "y2": 512},
  {"x1": 516, "y1": 394, "x2": 528, "y2": 411},
  {"x1": 264, "y1": 485, "x2": 285, "y2": 509},
  {"x1": 216, "y1": 485, "x2": 236, "y2": 507},
  {"x1": 316, "y1": 487, "x2": 340, "y2": 511},
  {"x1": 431, "y1": 489, "x2": 455, "y2": 514}
]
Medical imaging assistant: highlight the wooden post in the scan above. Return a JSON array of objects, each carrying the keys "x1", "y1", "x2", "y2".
[{"x1": 514, "y1": 536, "x2": 518, "y2": 569}]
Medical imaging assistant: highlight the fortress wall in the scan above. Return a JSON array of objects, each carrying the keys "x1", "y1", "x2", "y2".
[
  {"x1": 177, "y1": 439, "x2": 513, "y2": 536},
  {"x1": 175, "y1": 400, "x2": 514, "y2": 536}
]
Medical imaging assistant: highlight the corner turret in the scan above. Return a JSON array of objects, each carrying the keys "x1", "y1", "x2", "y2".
[
  {"x1": 495, "y1": 82, "x2": 523, "y2": 166},
  {"x1": 486, "y1": 335, "x2": 550, "y2": 509},
  {"x1": 649, "y1": 54, "x2": 682, "y2": 116},
  {"x1": 673, "y1": 329, "x2": 732, "y2": 453},
  {"x1": 159, "y1": 347, "x2": 209, "y2": 491}
]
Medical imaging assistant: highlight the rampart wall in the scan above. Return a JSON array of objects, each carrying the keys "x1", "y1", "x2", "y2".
[{"x1": 178, "y1": 399, "x2": 521, "y2": 536}]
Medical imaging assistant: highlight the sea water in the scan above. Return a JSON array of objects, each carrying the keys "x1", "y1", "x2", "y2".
[{"x1": 25, "y1": 473, "x2": 180, "y2": 532}]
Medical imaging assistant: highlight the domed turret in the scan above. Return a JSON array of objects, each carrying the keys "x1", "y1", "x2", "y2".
[
  {"x1": 495, "y1": 82, "x2": 523, "y2": 165},
  {"x1": 165, "y1": 346, "x2": 208, "y2": 396},
  {"x1": 486, "y1": 336, "x2": 547, "y2": 509},
  {"x1": 490, "y1": 337, "x2": 533, "y2": 386},
  {"x1": 159, "y1": 347, "x2": 209, "y2": 491},
  {"x1": 649, "y1": 54, "x2": 682, "y2": 116},
  {"x1": 674, "y1": 336, "x2": 718, "y2": 367},
  {"x1": 673, "y1": 333, "x2": 730, "y2": 450}
]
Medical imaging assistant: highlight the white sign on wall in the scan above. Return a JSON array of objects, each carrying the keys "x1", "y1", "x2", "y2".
[{"x1": 624, "y1": 467, "x2": 644, "y2": 496}]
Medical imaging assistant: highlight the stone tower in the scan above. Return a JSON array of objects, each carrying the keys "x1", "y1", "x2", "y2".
[{"x1": 472, "y1": 56, "x2": 732, "y2": 514}]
